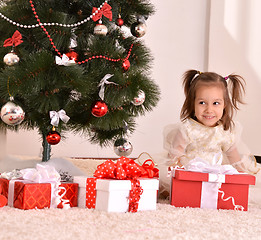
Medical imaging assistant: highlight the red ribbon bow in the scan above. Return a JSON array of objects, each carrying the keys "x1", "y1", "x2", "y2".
[
  {"x1": 140, "y1": 159, "x2": 159, "y2": 178},
  {"x1": 3, "y1": 30, "x2": 23, "y2": 47},
  {"x1": 92, "y1": 2, "x2": 112, "y2": 22},
  {"x1": 93, "y1": 156, "x2": 159, "y2": 212},
  {"x1": 94, "y1": 156, "x2": 143, "y2": 180}
]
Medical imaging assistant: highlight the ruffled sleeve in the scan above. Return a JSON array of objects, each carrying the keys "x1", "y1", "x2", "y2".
[
  {"x1": 163, "y1": 123, "x2": 190, "y2": 166},
  {"x1": 224, "y1": 122, "x2": 260, "y2": 174}
]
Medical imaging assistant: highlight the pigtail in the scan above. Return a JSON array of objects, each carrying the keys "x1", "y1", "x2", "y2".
[
  {"x1": 181, "y1": 70, "x2": 201, "y2": 121},
  {"x1": 226, "y1": 74, "x2": 246, "y2": 110},
  {"x1": 182, "y1": 70, "x2": 200, "y2": 97}
]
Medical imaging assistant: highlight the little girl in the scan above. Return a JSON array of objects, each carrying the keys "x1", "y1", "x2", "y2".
[{"x1": 157, "y1": 69, "x2": 260, "y2": 198}]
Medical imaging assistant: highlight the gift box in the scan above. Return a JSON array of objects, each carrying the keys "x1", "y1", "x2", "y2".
[
  {"x1": 0, "y1": 178, "x2": 9, "y2": 201},
  {"x1": 0, "y1": 178, "x2": 9, "y2": 207},
  {"x1": 171, "y1": 169, "x2": 255, "y2": 211},
  {"x1": 57, "y1": 182, "x2": 78, "y2": 208},
  {"x1": 7, "y1": 180, "x2": 77, "y2": 210},
  {"x1": 12, "y1": 181, "x2": 51, "y2": 210},
  {"x1": 74, "y1": 176, "x2": 159, "y2": 212}
]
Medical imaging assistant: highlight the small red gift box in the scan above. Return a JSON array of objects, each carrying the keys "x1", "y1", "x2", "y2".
[
  {"x1": 13, "y1": 181, "x2": 51, "y2": 209},
  {"x1": 0, "y1": 178, "x2": 9, "y2": 201},
  {"x1": 0, "y1": 178, "x2": 9, "y2": 207},
  {"x1": 7, "y1": 180, "x2": 78, "y2": 210},
  {"x1": 57, "y1": 182, "x2": 78, "y2": 208},
  {"x1": 171, "y1": 169, "x2": 255, "y2": 211}
]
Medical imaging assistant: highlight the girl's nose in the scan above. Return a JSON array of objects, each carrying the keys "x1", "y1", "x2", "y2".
[{"x1": 205, "y1": 105, "x2": 213, "y2": 112}]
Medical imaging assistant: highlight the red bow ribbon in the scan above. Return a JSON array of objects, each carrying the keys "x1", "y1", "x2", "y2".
[
  {"x1": 92, "y1": 2, "x2": 112, "y2": 22},
  {"x1": 94, "y1": 156, "x2": 144, "y2": 179},
  {"x1": 141, "y1": 159, "x2": 159, "y2": 178},
  {"x1": 3, "y1": 30, "x2": 23, "y2": 47},
  {"x1": 129, "y1": 178, "x2": 143, "y2": 212},
  {"x1": 93, "y1": 156, "x2": 159, "y2": 212}
]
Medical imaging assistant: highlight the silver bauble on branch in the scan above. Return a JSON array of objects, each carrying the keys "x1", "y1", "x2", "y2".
[
  {"x1": 132, "y1": 90, "x2": 145, "y2": 106},
  {"x1": 114, "y1": 138, "x2": 133, "y2": 157},
  {"x1": 1, "y1": 101, "x2": 25, "y2": 125},
  {"x1": 130, "y1": 22, "x2": 147, "y2": 38},
  {"x1": 3, "y1": 52, "x2": 20, "y2": 66}
]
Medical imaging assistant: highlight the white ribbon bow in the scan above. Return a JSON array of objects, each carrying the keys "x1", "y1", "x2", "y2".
[
  {"x1": 55, "y1": 54, "x2": 76, "y2": 66},
  {"x1": 98, "y1": 74, "x2": 118, "y2": 100},
  {"x1": 185, "y1": 154, "x2": 239, "y2": 175},
  {"x1": 20, "y1": 164, "x2": 61, "y2": 183},
  {"x1": 49, "y1": 110, "x2": 70, "y2": 127}
]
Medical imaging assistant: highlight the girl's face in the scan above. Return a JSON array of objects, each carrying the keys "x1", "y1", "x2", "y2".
[{"x1": 194, "y1": 85, "x2": 225, "y2": 127}]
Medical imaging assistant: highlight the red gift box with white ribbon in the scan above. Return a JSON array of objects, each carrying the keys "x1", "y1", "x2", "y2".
[
  {"x1": 6, "y1": 180, "x2": 78, "y2": 210},
  {"x1": 171, "y1": 169, "x2": 255, "y2": 211},
  {"x1": 1, "y1": 164, "x2": 78, "y2": 210},
  {"x1": 74, "y1": 156, "x2": 159, "y2": 212}
]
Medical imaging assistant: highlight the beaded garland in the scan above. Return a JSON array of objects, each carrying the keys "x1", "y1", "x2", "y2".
[
  {"x1": 29, "y1": 0, "x2": 134, "y2": 65},
  {"x1": 0, "y1": 0, "x2": 110, "y2": 28},
  {"x1": 1, "y1": 0, "x2": 134, "y2": 65}
]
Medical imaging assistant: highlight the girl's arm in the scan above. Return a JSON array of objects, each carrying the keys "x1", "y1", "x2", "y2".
[
  {"x1": 164, "y1": 126, "x2": 190, "y2": 167},
  {"x1": 225, "y1": 146, "x2": 260, "y2": 174}
]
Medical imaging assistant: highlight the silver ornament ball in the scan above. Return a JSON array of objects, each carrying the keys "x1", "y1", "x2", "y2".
[
  {"x1": 1, "y1": 101, "x2": 25, "y2": 125},
  {"x1": 132, "y1": 90, "x2": 145, "y2": 106},
  {"x1": 114, "y1": 138, "x2": 133, "y2": 157},
  {"x1": 130, "y1": 22, "x2": 147, "y2": 38},
  {"x1": 3, "y1": 52, "x2": 20, "y2": 66},
  {"x1": 94, "y1": 24, "x2": 108, "y2": 36}
]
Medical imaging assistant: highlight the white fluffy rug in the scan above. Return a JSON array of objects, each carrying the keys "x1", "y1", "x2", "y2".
[
  {"x1": 0, "y1": 156, "x2": 261, "y2": 240},
  {"x1": 1, "y1": 201, "x2": 261, "y2": 240}
]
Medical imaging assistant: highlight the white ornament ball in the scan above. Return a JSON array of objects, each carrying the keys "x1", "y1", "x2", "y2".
[
  {"x1": 3, "y1": 52, "x2": 20, "y2": 66},
  {"x1": 132, "y1": 90, "x2": 145, "y2": 106},
  {"x1": 1, "y1": 101, "x2": 25, "y2": 125},
  {"x1": 94, "y1": 24, "x2": 108, "y2": 36},
  {"x1": 114, "y1": 138, "x2": 133, "y2": 157}
]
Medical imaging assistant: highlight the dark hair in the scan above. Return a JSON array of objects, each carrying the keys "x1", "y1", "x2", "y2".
[{"x1": 180, "y1": 69, "x2": 245, "y2": 130}]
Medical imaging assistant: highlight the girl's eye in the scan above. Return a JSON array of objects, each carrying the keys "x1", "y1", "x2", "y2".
[
  {"x1": 213, "y1": 102, "x2": 220, "y2": 105},
  {"x1": 199, "y1": 101, "x2": 205, "y2": 105}
]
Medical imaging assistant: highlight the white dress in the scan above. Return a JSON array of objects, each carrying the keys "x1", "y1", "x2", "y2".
[{"x1": 155, "y1": 118, "x2": 261, "y2": 205}]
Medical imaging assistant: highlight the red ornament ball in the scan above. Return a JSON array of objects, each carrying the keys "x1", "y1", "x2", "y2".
[
  {"x1": 116, "y1": 17, "x2": 124, "y2": 27},
  {"x1": 122, "y1": 59, "x2": 130, "y2": 72},
  {"x1": 91, "y1": 100, "x2": 108, "y2": 117},
  {"x1": 46, "y1": 130, "x2": 61, "y2": 145}
]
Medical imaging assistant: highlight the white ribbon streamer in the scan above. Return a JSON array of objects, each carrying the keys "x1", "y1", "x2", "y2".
[
  {"x1": 55, "y1": 54, "x2": 76, "y2": 66},
  {"x1": 97, "y1": 74, "x2": 117, "y2": 100},
  {"x1": 49, "y1": 109, "x2": 70, "y2": 127}
]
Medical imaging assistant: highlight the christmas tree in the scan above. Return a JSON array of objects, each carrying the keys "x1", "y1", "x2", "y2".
[{"x1": 0, "y1": 0, "x2": 160, "y2": 162}]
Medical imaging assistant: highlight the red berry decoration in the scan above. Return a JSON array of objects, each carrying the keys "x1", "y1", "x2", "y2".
[
  {"x1": 122, "y1": 59, "x2": 130, "y2": 72},
  {"x1": 65, "y1": 51, "x2": 79, "y2": 61},
  {"x1": 91, "y1": 100, "x2": 108, "y2": 117},
  {"x1": 116, "y1": 17, "x2": 124, "y2": 27},
  {"x1": 46, "y1": 130, "x2": 61, "y2": 145}
]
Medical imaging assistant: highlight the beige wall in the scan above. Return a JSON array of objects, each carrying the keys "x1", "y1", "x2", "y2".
[
  {"x1": 208, "y1": 0, "x2": 261, "y2": 155},
  {"x1": 2, "y1": 0, "x2": 215, "y2": 158}
]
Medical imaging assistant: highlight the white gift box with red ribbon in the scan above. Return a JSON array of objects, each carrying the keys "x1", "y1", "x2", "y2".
[
  {"x1": 74, "y1": 176, "x2": 159, "y2": 212},
  {"x1": 170, "y1": 159, "x2": 255, "y2": 211}
]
